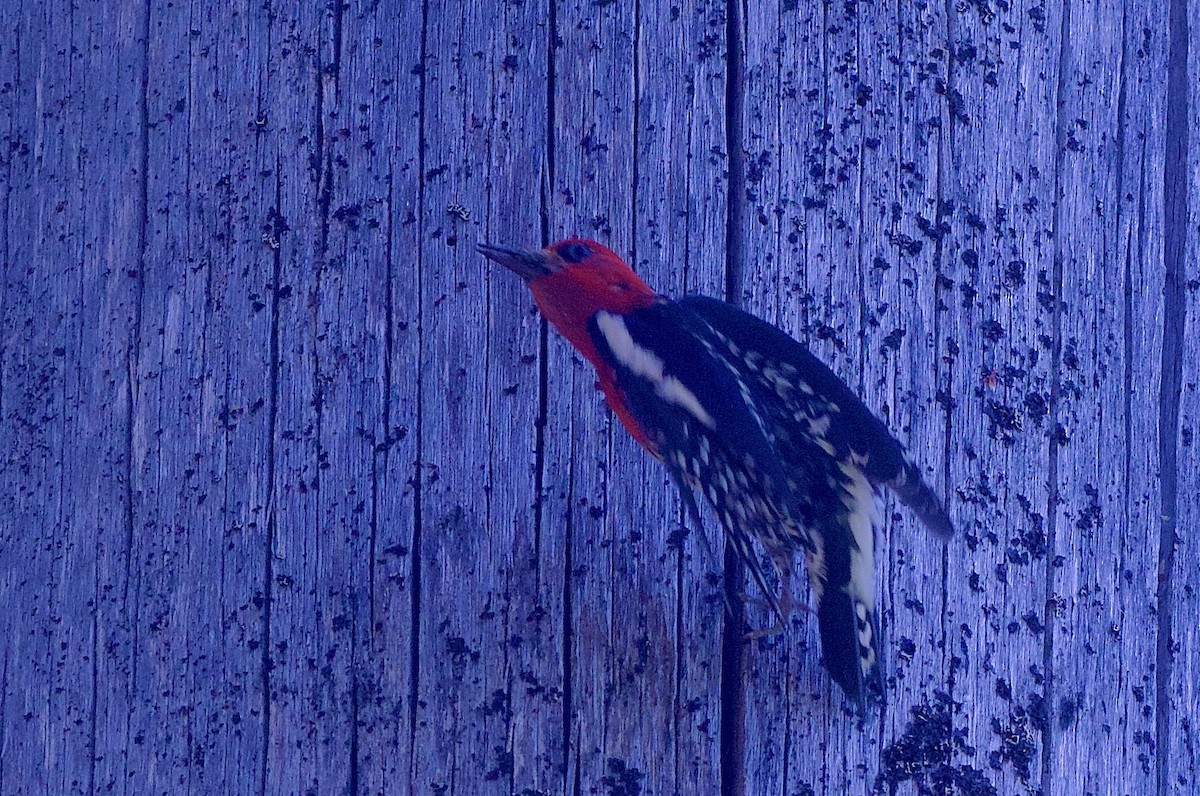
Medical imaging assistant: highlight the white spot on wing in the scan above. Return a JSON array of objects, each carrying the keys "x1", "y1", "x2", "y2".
[
  {"x1": 804, "y1": 532, "x2": 827, "y2": 597},
  {"x1": 808, "y1": 414, "x2": 832, "y2": 439},
  {"x1": 596, "y1": 312, "x2": 717, "y2": 429},
  {"x1": 840, "y1": 462, "x2": 880, "y2": 613}
]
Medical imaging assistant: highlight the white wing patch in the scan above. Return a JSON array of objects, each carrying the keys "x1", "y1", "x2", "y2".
[
  {"x1": 839, "y1": 461, "x2": 880, "y2": 612},
  {"x1": 595, "y1": 311, "x2": 716, "y2": 429}
]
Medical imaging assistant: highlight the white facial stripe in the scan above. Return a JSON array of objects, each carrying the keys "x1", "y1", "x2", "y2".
[
  {"x1": 596, "y1": 312, "x2": 716, "y2": 429},
  {"x1": 840, "y1": 462, "x2": 880, "y2": 612}
]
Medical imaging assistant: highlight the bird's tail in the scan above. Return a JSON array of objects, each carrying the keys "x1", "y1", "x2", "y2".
[
  {"x1": 887, "y1": 459, "x2": 954, "y2": 539},
  {"x1": 817, "y1": 587, "x2": 884, "y2": 708}
]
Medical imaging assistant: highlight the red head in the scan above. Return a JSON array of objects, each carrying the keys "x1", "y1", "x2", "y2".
[
  {"x1": 478, "y1": 238, "x2": 660, "y2": 362},
  {"x1": 479, "y1": 239, "x2": 665, "y2": 451}
]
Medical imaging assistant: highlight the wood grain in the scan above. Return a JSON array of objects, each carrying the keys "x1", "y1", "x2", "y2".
[{"x1": 0, "y1": 1, "x2": 1196, "y2": 794}]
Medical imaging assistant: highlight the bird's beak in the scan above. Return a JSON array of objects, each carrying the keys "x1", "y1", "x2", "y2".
[{"x1": 477, "y1": 243, "x2": 553, "y2": 282}]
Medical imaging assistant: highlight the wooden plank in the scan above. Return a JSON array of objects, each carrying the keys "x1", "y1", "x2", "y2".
[
  {"x1": 0, "y1": 3, "x2": 145, "y2": 794},
  {"x1": 629, "y1": 2, "x2": 730, "y2": 792},
  {"x1": 469, "y1": 2, "x2": 558, "y2": 792},
  {"x1": 738, "y1": 3, "x2": 824, "y2": 789},
  {"x1": 410, "y1": 2, "x2": 548, "y2": 793},
  {"x1": 2, "y1": 1, "x2": 1197, "y2": 793},
  {"x1": 1046, "y1": 0, "x2": 1166, "y2": 791},
  {"x1": 117, "y1": 1, "x2": 279, "y2": 792},
  {"x1": 742, "y1": 2, "x2": 887, "y2": 792},
  {"x1": 326, "y1": 5, "x2": 422, "y2": 795},
  {"x1": 935, "y1": 3, "x2": 1072, "y2": 793},
  {"x1": 739, "y1": 1, "x2": 964, "y2": 791},
  {"x1": 0, "y1": 8, "x2": 58, "y2": 793},
  {"x1": 1165, "y1": 0, "x2": 1198, "y2": 790},
  {"x1": 547, "y1": 1, "x2": 734, "y2": 791},
  {"x1": 251, "y1": 3, "x2": 384, "y2": 792},
  {"x1": 857, "y1": 1, "x2": 959, "y2": 790},
  {"x1": 546, "y1": 4, "x2": 665, "y2": 793},
  {"x1": 738, "y1": 1, "x2": 810, "y2": 786}
]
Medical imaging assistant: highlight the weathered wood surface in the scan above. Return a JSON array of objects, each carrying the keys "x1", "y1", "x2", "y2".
[{"x1": 0, "y1": 1, "x2": 1196, "y2": 794}]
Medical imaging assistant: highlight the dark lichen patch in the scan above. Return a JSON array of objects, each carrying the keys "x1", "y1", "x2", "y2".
[
  {"x1": 479, "y1": 688, "x2": 512, "y2": 721},
  {"x1": 874, "y1": 695, "x2": 997, "y2": 796},
  {"x1": 1058, "y1": 692, "x2": 1083, "y2": 730},
  {"x1": 1022, "y1": 391, "x2": 1048, "y2": 425},
  {"x1": 881, "y1": 327, "x2": 907, "y2": 353},
  {"x1": 1074, "y1": 484, "x2": 1103, "y2": 532},
  {"x1": 1005, "y1": 524, "x2": 1047, "y2": 566},
  {"x1": 600, "y1": 757, "x2": 645, "y2": 796},
  {"x1": 994, "y1": 678, "x2": 1012, "y2": 702},
  {"x1": 1027, "y1": 691, "x2": 1049, "y2": 733},
  {"x1": 982, "y1": 399, "x2": 1021, "y2": 444},
  {"x1": 988, "y1": 706, "x2": 1037, "y2": 783},
  {"x1": 980, "y1": 319, "x2": 1005, "y2": 343},
  {"x1": 1003, "y1": 259, "x2": 1027, "y2": 288},
  {"x1": 445, "y1": 635, "x2": 480, "y2": 665},
  {"x1": 1020, "y1": 611, "x2": 1045, "y2": 636},
  {"x1": 483, "y1": 745, "x2": 514, "y2": 782}
]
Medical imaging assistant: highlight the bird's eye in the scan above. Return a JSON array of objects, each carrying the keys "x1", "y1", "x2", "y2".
[{"x1": 558, "y1": 242, "x2": 593, "y2": 264}]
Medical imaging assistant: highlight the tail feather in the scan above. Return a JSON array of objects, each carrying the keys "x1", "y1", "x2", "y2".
[
  {"x1": 817, "y1": 588, "x2": 884, "y2": 707},
  {"x1": 887, "y1": 460, "x2": 954, "y2": 539}
]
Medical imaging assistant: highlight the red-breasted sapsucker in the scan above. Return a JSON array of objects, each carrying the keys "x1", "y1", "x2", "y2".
[{"x1": 479, "y1": 237, "x2": 953, "y2": 705}]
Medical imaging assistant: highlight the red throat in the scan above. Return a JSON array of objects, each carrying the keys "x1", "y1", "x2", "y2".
[{"x1": 527, "y1": 241, "x2": 661, "y2": 451}]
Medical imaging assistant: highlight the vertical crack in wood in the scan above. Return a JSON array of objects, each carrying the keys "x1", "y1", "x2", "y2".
[
  {"x1": 673, "y1": 27, "x2": 695, "y2": 785},
  {"x1": 313, "y1": 75, "x2": 331, "y2": 266},
  {"x1": 259, "y1": 164, "x2": 285, "y2": 796},
  {"x1": 531, "y1": 3, "x2": 551, "y2": 596},
  {"x1": 935, "y1": 0, "x2": 955, "y2": 703},
  {"x1": 851, "y1": 7, "x2": 867, "y2": 404},
  {"x1": 312, "y1": 17, "x2": 349, "y2": 789},
  {"x1": 311, "y1": 0, "x2": 331, "y2": 695},
  {"x1": 720, "y1": 1, "x2": 747, "y2": 795},
  {"x1": 407, "y1": 1, "x2": 431, "y2": 790},
  {"x1": 348, "y1": 612, "x2": 360, "y2": 796},
  {"x1": 560, "y1": 457, "x2": 576, "y2": 796},
  {"x1": 1115, "y1": 5, "x2": 1140, "y2": 781},
  {"x1": 328, "y1": 0, "x2": 344, "y2": 85},
  {"x1": 370, "y1": 165, "x2": 396, "y2": 643},
  {"x1": 723, "y1": 0, "x2": 745, "y2": 306},
  {"x1": 631, "y1": 0, "x2": 640, "y2": 274},
  {"x1": 541, "y1": 4, "x2": 574, "y2": 789},
  {"x1": 1158, "y1": 0, "x2": 1190, "y2": 792},
  {"x1": 110, "y1": 2, "x2": 152, "y2": 792},
  {"x1": 368, "y1": 164, "x2": 396, "y2": 784},
  {"x1": 673, "y1": 524, "x2": 685, "y2": 787},
  {"x1": 1042, "y1": 0, "x2": 1074, "y2": 787},
  {"x1": 481, "y1": 27, "x2": 513, "y2": 796},
  {"x1": 560, "y1": 457, "x2": 576, "y2": 795},
  {"x1": 0, "y1": 22, "x2": 10, "y2": 421},
  {"x1": 0, "y1": 651, "x2": 8, "y2": 791}
]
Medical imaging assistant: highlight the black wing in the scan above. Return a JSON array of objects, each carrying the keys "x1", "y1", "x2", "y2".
[
  {"x1": 587, "y1": 303, "x2": 881, "y2": 704},
  {"x1": 679, "y1": 295, "x2": 954, "y2": 539},
  {"x1": 585, "y1": 303, "x2": 796, "y2": 621}
]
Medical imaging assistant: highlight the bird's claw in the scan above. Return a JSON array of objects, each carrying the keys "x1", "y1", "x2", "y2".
[
  {"x1": 744, "y1": 620, "x2": 786, "y2": 640},
  {"x1": 735, "y1": 585, "x2": 814, "y2": 639}
]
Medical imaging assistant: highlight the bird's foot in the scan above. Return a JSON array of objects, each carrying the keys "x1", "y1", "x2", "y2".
[
  {"x1": 734, "y1": 591, "x2": 815, "y2": 615},
  {"x1": 738, "y1": 591, "x2": 813, "y2": 639},
  {"x1": 744, "y1": 619, "x2": 786, "y2": 640}
]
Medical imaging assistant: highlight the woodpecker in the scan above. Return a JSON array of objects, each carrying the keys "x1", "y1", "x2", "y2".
[{"x1": 479, "y1": 237, "x2": 953, "y2": 705}]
